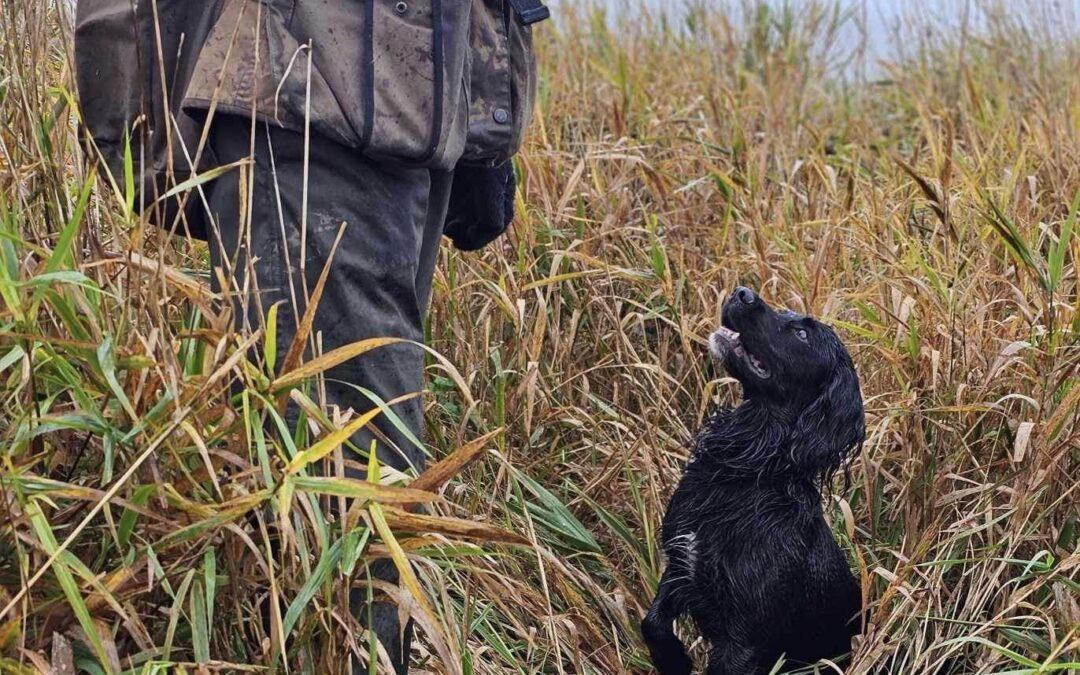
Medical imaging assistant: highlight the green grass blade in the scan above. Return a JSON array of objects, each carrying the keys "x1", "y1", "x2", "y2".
[{"x1": 26, "y1": 501, "x2": 112, "y2": 672}]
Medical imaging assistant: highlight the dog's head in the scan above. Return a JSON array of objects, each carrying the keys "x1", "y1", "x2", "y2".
[{"x1": 709, "y1": 287, "x2": 865, "y2": 476}]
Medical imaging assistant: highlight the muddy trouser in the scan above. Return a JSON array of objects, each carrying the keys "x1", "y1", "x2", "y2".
[{"x1": 204, "y1": 115, "x2": 451, "y2": 673}]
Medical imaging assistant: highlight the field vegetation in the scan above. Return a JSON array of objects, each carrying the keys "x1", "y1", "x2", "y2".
[{"x1": 0, "y1": 1, "x2": 1077, "y2": 673}]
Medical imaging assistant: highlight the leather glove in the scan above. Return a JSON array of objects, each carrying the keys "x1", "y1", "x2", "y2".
[{"x1": 443, "y1": 161, "x2": 516, "y2": 251}]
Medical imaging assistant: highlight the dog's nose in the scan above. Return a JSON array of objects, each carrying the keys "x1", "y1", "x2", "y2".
[{"x1": 734, "y1": 286, "x2": 756, "y2": 305}]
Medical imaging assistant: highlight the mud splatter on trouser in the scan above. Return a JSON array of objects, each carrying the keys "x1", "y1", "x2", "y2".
[{"x1": 205, "y1": 115, "x2": 452, "y2": 674}]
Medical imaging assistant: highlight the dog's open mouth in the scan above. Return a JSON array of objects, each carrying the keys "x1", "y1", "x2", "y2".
[{"x1": 709, "y1": 326, "x2": 771, "y2": 379}]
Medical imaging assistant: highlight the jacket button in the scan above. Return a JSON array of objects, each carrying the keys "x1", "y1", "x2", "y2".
[
  {"x1": 394, "y1": 2, "x2": 408, "y2": 14},
  {"x1": 493, "y1": 108, "x2": 510, "y2": 124}
]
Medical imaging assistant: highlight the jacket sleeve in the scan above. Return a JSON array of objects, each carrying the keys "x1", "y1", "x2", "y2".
[{"x1": 74, "y1": 0, "x2": 220, "y2": 238}]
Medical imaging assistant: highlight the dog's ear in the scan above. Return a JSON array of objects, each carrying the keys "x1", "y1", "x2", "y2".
[{"x1": 790, "y1": 347, "x2": 865, "y2": 479}]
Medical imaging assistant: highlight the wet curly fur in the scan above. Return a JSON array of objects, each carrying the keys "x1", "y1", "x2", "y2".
[{"x1": 642, "y1": 287, "x2": 866, "y2": 674}]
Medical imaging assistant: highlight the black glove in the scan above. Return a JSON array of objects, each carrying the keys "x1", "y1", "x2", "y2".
[{"x1": 443, "y1": 161, "x2": 516, "y2": 251}]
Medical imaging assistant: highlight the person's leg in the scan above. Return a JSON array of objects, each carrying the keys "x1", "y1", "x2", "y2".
[
  {"x1": 204, "y1": 115, "x2": 449, "y2": 672},
  {"x1": 206, "y1": 114, "x2": 435, "y2": 469}
]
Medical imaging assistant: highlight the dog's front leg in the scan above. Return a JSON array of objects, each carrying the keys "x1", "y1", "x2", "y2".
[
  {"x1": 706, "y1": 641, "x2": 762, "y2": 675},
  {"x1": 641, "y1": 571, "x2": 692, "y2": 675}
]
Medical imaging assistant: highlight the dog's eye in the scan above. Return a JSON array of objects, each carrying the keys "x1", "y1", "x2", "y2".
[{"x1": 795, "y1": 328, "x2": 808, "y2": 342}]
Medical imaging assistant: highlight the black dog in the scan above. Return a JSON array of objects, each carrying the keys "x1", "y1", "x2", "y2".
[{"x1": 642, "y1": 287, "x2": 865, "y2": 674}]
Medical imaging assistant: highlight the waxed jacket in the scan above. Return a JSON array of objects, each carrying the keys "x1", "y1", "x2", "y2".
[{"x1": 74, "y1": 0, "x2": 543, "y2": 234}]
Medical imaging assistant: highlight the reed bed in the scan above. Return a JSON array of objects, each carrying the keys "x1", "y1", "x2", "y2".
[{"x1": 0, "y1": 1, "x2": 1077, "y2": 673}]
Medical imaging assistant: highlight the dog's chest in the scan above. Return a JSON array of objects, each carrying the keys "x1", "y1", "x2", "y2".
[{"x1": 666, "y1": 530, "x2": 699, "y2": 570}]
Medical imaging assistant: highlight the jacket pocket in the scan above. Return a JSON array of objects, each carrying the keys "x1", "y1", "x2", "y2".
[
  {"x1": 182, "y1": 0, "x2": 358, "y2": 148},
  {"x1": 183, "y1": 0, "x2": 470, "y2": 169},
  {"x1": 361, "y1": 0, "x2": 469, "y2": 165}
]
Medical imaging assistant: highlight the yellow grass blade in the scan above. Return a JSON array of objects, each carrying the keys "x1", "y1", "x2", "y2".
[
  {"x1": 284, "y1": 392, "x2": 419, "y2": 473},
  {"x1": 272, "y1": 337, "x2": 406, "y2": 392},
  {"x1": 368, "y1": 502, "x2": 461, "y2": 673},
  {"x1": 378, "y1": 505, "x2": 530, "y2": 545},
  {"x1": 290, "y1": 475, "x2": 438, "y2": 504},
  {"x1": 410, "y1": 428, "x2": 503, "y2": 494}
]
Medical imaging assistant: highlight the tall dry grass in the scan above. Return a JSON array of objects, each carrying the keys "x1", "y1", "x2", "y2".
[{"x1": 0, "y1": 1, "x2": 1077, "y2": 673}]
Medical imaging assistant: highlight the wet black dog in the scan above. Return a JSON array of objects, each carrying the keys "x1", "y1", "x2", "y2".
[{"x1": 642, "y1": 287, "x2": 865, "y2": 674}]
